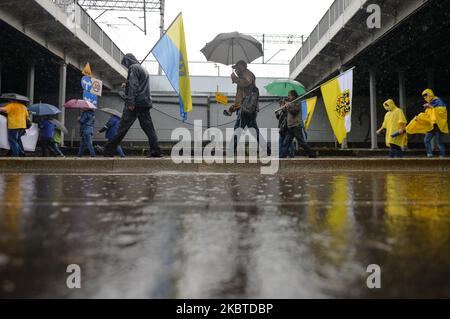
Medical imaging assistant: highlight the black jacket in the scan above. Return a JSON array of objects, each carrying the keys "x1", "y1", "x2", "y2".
[{"x1": 121, "y1": 54, "x2": 152, "y2": 108}]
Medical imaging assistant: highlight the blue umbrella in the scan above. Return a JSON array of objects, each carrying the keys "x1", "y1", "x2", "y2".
[{"x1": 29, "y1": 103, "x2": 61, "y2": 116}]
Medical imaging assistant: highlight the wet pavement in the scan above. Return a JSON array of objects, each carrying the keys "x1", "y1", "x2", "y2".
[{"x1": 0, "y1": 172, "x2": 449, "y2": 298}]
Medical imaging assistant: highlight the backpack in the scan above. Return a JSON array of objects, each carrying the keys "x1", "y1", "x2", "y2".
[{"x1": 240, "y1": 86, "x2": 259, "y2": 120}]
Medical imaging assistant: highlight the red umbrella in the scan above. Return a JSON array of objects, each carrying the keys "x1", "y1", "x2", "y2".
[{"x1": 64, "y1": 99, "x2": 97, "y2": 110}]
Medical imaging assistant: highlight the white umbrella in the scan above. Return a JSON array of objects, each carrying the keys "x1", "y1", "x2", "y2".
[{"x1": 0, "y1": 93, "x2": 30, "y2": 103}]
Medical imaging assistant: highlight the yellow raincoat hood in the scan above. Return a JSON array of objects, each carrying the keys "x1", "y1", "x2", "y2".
[
  {"x1": 382, "y1": 99, "x2": 408, "y2": 148},
  {"x1": 383, "y1": 99, "x2": 397, "y2": 112},
  {"x1": 422, "y1": 89, "x2": 435, "y2": 103}
]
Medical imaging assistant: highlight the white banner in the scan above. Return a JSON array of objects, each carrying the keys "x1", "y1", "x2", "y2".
[{"x1": 0, "y1": 116, "x2": 39, "y2": 152}]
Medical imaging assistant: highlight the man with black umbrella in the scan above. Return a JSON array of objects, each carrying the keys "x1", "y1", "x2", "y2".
[
  {"x1": 104, "y1": 53, "x2": 162, "y2": 158},
  {"x1": 228, "y1": 60, "x2": 268, "y2": 155}
]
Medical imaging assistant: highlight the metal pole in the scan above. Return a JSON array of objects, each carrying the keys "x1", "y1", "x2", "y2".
[
  {"x1": 158, "y1": 0, "x2": 165, "y2": 75},
  {"x1": 262, "y1": 34, "x2": 265, "y2": 64},
  {"x1": 58, "y1": 62, "x2": 67, "y2": 145},
  {"x1": 207, "y1": 96, "x2": 211, "y2": 130},
  {"x1": 27, "y1": 62, "x2": 35, "y2": 105},
  {"x1": 398, "y1": 69, "x2": 406, "y2": 112},
  {"x1": 369, "y1": 68, "x2": 378, "y2": 150},
  {"x1": 0, "y1": 63, "x2": 3, "y2": 94},
  {"x1": 143, "y1": 0, "x2": 147, "y2": 35}
]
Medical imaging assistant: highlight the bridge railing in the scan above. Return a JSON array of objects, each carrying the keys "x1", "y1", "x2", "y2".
[
  {"x1": 51, "y1": 0, "x2": 125, "y2": 65},
  {"x1": 289, "y1": 0, "x2": 353, "y2": 75}
]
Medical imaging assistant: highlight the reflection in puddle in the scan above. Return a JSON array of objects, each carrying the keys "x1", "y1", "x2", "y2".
[{"x1": 0, "y1": 172, "x2": 449, "y2": 298}]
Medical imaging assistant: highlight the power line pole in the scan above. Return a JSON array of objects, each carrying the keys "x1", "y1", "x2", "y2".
[{"x1": 158, "y1": 0, "x2": 165, "y2": 75}]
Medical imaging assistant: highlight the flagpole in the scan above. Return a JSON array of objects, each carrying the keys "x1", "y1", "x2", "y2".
[
  {"x1": 274, "y1": 67, "x2": 355, "y2": 113},
  {"x1": 140, "y1": 12, "x2": 183, "y2": 65}
]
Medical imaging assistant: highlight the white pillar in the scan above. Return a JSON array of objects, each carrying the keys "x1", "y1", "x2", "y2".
[
  {"x1": 370, "y1": 68, "x2": 378, "y2": 150},
  {"x1": 340, "y1": 67, "x2": 348, "y2": 149},
  {"x1": 398, "y1": 70, "x2": 406, "y2": 112},
  {"x1": 27, "y1": 62, "x2": 35, "y2": 105},
  {"x1": 58, "y1": 62, "x2": 67, "y2": 144}
]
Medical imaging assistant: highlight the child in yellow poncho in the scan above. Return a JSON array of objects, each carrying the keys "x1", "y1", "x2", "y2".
[{"x1": 377, "y1": 99, "x2": 408, "y2": 158}]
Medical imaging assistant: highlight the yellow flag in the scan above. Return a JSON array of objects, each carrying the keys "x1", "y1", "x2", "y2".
[
  {"x1": 82, "y1": 63, "x2": 93, "y2": 77},
  {"x1": 320, "y1": 69, "x2": 353, "y2": 144},
  {"x1": 215, "y1": 92, "x2": 229, "y2": 106}
]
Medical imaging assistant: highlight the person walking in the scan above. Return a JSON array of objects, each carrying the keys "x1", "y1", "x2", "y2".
[
  {"x1": 99, "y1": 114, "x2": 125, "y2": 158},
  {"x1": 38, "y1": 116, "x2": 56, "y2": 157},
  {"x1": 50, "y1": 128, "x2": 65, "y2": 157},
  {"x1": 422, "y1": 89, "x2": 448, "y2": 158},
  {"x1": 228, "y1": 60, "x2": 269, "y2": 155},
  {"x1": 376, "y1": 99, "x2": 408, "y2": 158},
  {"x1": 78, "y1": 109, "x2": 96, "y2": 158},
  {"x1": 0, "y1": 101, "x2": 29, "y2": 157},
  {"x1": 281, "y1": 90, "x2": 316, "y2": 158},
  {"x1": 276, "y1": 101, "x2": 296, "y2": 158},
  {"x1": 104, "y1": 53, "x2": 162, "y2": 158}
]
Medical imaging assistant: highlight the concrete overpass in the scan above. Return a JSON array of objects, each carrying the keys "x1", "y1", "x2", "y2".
[
  {"x1": 0, "y1": 0, "x2": 127, "y2": 110},
  {"x1": 289, "y1": 0, "x2": 450, "y2": 149}
]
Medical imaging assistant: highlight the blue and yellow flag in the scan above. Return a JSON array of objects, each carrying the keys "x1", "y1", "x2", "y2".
[
  {"x1": 301, "y1": 97, "x2": 317, "y2": 130},
  {"x1": 152, "y1": 13, "x2": 192, "y2": 121}
]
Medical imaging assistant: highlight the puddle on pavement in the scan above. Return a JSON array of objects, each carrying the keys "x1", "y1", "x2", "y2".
[{"x1": 0, "y1": 172, "x2": 449, "y2": 298}]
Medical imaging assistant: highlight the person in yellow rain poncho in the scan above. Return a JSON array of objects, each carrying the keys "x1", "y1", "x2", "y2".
[
  {"x1": 407, "y1": 89, "x2": 448, "y2": 158},
  {"x1": 423, "y1": 89, "x2": 448, "y2": 157},
  {"x1": 377, "y1": 99, "x2": 408, "y2": 158}
]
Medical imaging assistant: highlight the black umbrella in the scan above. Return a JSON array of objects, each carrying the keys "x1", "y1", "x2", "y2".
[{"x1": 201, "y1": 32, "x2": 263, "y2": 65}]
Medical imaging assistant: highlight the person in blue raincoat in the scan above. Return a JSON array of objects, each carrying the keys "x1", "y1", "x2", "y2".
[
  {"x1": 38, "y1": 116, "x2": 56, "y2": 157},
  {"x1": 78, "y1": 109, "x2": 96, "y2": 157},
  {"x1": 99, "y1": 115, "x2": 125, "y2": 158}
]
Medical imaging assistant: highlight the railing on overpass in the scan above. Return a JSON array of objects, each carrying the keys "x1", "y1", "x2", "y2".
[
  {"x1": 289, "y1": 0, "x2": 353, "y2": 75},
  {"x1": 52, "y1": 0, "x2": 125, "y2": 65}
]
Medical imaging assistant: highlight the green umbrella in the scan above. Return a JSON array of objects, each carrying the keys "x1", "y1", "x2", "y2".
[{"x1": 265, "y1": 80, "x2": 306, "y2": 97}]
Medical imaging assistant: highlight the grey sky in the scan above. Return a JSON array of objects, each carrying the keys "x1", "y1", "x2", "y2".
[{"x1": 93, "y1": 0, "x2": 335, "y2": 77}]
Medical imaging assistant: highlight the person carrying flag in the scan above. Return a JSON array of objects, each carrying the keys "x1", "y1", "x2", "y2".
[{"x1": 104, "y1": 53, "x2": 162, "y2": 158}]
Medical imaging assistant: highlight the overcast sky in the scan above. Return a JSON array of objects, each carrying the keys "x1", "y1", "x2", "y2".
[{"x1": 91, "y1": 0, "x2": 335, "y2": 77}]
